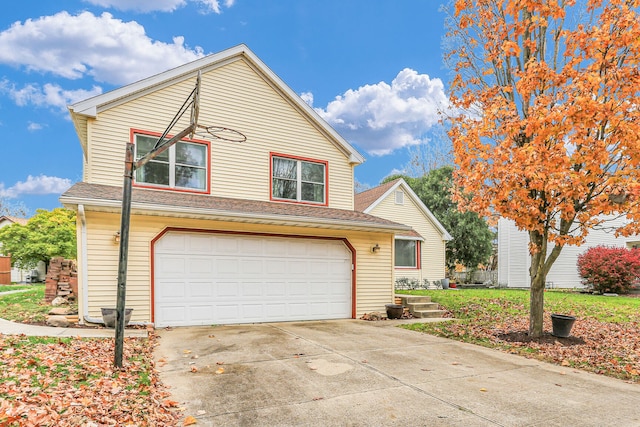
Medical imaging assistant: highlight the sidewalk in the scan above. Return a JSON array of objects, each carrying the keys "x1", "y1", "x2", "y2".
[
  {"x1": 0, "y1": 288, "x2": 147, "y2": 338},
  {"x1": 0, "y1": 318, "x2": 148, "y2": 338}
]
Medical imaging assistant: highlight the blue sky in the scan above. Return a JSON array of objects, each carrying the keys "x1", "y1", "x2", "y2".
[{"x1": 0, "y1": 0, "x2": 452, "y2": 216}]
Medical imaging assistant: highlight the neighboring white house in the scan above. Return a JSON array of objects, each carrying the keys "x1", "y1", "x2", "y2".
[
  {"x1": 498, "y1": 217, "x2": 640, "y2": 288},
  {"x1": 0, "y1": 216, "x2": 46, "y2": 283}
]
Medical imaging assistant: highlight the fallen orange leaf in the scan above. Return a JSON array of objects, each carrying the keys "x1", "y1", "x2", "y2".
[{"x1": 183, "y1": 415, "x2": 198, "y2": 425}]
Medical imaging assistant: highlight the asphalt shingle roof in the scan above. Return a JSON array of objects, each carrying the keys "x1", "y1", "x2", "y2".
[
  {"x1": 61, "y1": 182, "x2": 409, "y2": 231},
  {"x1": 354, "y1": 179, "x2": 400, "y2": 212}
]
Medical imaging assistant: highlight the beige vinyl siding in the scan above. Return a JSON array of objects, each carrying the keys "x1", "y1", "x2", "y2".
[
  {"x1": 81, "y1": 211, "x2": 394, "y2": 323},
  {"x1": 85, "y1": 58, "x2": 354, "y2": 209},
  {"x1": 368, "y1": 190, "x2": 447, "y2": 285}
]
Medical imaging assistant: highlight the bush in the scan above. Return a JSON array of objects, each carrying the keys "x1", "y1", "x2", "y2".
[{"x1": 577, "y1": 246, "x2": 640, "y2": 294}]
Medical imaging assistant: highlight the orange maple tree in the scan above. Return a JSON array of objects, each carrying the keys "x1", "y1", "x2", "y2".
[{"x1": 446, "y1": 0, "x2": 640, "y2": 336}]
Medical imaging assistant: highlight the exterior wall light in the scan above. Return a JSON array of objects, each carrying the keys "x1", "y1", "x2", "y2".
[
  {"x1": 371, "y1": 243, "x2": 381, "y2": 253},
  {"x1": 114, "y1": 231, "x2": 121, "y2": 244}
]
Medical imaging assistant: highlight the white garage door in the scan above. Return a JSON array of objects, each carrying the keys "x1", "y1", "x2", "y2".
[{"x1": 154, "y1": 231, "x2": 352, "y2": 327}]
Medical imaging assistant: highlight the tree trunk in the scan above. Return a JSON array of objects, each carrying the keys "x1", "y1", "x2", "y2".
[
  {"x1": 528, "y1": 230, "x2": 547, "y2": 337},
  {"x1": 529, "y1": 268, "x2": 546, "y2": 337},
  {"x1": 528, "y1": 226, "x2": 566, "y2": 337}
]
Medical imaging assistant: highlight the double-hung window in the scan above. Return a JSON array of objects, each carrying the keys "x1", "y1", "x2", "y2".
[
  {"x1": 395, "y1": 238, "x2": 419, "y2": 268},
  {"x1": 134, "y1": 133, "x2": 209, "y2": 192},
  {"x1": 271, "y1": 154, "x2": 327, "y2": 204}
]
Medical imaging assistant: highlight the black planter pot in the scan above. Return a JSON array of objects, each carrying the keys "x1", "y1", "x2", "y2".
[
  {"x1": 551, "y1": 314, "x2": 576, "y2": 338},
  {"x1": 385, "y1": 304, "x2": 404, "y2": 319}
]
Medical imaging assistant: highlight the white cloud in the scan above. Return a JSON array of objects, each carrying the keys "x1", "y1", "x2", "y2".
[
  {"x1": 1, "y1": 79, "x2": 103, "y2": 111},
  {"x1": 83, "y1": 0, "x2": 235, "y2": 14},
  {"x1": 0, "y1": 175, "x2": 73, "y2": 199},
  {"x1": 315, "y1": 68, "x2": 450, "y2": 156},
  {"x1": 84, "y1": 0, "x2": 186, "y2": 12},
  {"x1": 300, "y1": 91, "x2": 314, "y2": 107},
  {"x1": 27, "y1": 122, "x2": 45, "y2": 131},
  {"x1": 0, "y1": 11, "x2": 206, "y2": 85}
]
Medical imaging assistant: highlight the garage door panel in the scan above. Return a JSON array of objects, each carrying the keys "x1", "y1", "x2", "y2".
[
  {"x1": 188, "y1": 234, "x2": 214, "y2": 253},
  {"x1": 217, "y1": 281, "x2": 240, "y2": 297},
  {"x1": 288, "y1": 260, "x2": 308, "y2": 274},
  {"x1": 217, "y1": 304, "x2": 241, "y2": 321},
  {"x1": 287, "y1": 281, "x2": 308, "y2": 296},
  {"x1": 157, "y1": 255, "x2": 186, "y2": 275},
  {"x1": 266, "y1": 282, "x2": 286, "y2": 296},
  {"x1": 155, "y1": 232, "x2": 352, "y2": 327},
  {"x1": 157, "y1": 280, "x2": 186, "y2": 298},
  {"x1": 190, "y1": 281, "x2": 214, "y2": 298},
  {"x1": 187, "y1": 257, "x2": 214, "y2": 274},
  {"x1": 240, "y1": 259, "x2": 263, "y2": 274},
  {"x1": 242, "y1": 281, "x2": 264, "y2": 297},
  {"x1": 157, "y1": 306, "x2": 187, "y2": 324},
  {"x1": 156, "y1": 233, "x2": 186, "y2": 252},
  {"x1": 191, "y1": 305, "x2": 216, "y2": 322},
  {"x1": 217, "y1": 258, "x2": 240, "y2": 274}
]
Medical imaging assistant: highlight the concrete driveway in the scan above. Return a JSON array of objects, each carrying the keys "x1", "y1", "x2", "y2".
[{"x1": 155, "y1": 319, "x2": 640, "y2": 426}]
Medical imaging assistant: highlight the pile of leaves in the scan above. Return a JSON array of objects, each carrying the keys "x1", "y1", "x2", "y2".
[
  {"x1": 401, "y1": 289, "x2": 640, "y2": 383},
  {"x1": 0, "y1": 334, "x2": 180, "y2": 426}
]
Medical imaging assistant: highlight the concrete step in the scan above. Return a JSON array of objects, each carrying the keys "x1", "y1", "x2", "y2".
[
  {"x1": 396, "y1": 295, "x2": 432, "y2": 304},
  {"x1": 405, "y1": 302, "x2": 440, "y2": 311},
  {"x1": 412, "y1": 309, "x2": 448, "y2": 318}
]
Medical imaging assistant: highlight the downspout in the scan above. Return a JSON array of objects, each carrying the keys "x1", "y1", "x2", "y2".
[
  {"x1": 78, "y1": 204, "x2": 103, "y2": 325},
  {"x1": 78, "y1": 204, "x2": 152, "y2": 327}
]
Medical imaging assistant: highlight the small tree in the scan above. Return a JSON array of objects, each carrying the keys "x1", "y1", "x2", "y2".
[
  {"x1": 0, "y1": 208, "x2": 76, "y2": 269},
  {"x1": 577, "y1": 246, "x2": 640, "y2": 294},
  {"x1": 0, "y1": 196, "x2": 27, "y2": 218},
  {"x1": 447, "y1": 0, "x2": 640, "y2": 336}
]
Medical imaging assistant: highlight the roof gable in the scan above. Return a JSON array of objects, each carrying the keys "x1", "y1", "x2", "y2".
[
  {"x1": 355, "y1": 178, "x2": 452, "y2": 240},
  {"x1": 68, "y1": 44, "x2": 364, "y2": 165},
  {"x1": 354, "y1": 179, "x2": 400, "y2": 212},
  {"x1": 0, "y1": 216, "x2": 28, "y2": 226}
]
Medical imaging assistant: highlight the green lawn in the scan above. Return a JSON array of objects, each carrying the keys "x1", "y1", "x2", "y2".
[
  {"x1": 400, "y1": 288, "x2": 640, "y2": 382},
  {"x1": 0, "y1": 285, "x2": 33, "y2": 293},
  {"x1": 0, "y1": 284, "x2": 51, "y2": 323}
]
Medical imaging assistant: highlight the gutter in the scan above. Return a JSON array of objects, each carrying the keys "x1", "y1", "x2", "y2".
[{"x1": 61, "y1": 196, "x2": 412, "y2": 234}]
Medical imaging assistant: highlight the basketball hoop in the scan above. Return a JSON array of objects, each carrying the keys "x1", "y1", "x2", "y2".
[
  {"x1": 114, "y1": 68, "x2": 246, "y2": 368},
  {"x1": 194, "y1": 124, "x2": 247, "y2": 143}
]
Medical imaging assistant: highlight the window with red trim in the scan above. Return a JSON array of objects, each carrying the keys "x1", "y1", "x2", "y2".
[
  {"x1": 271, "y1": 155, "x2": 326, "y2": 204},
  {"x1": 134, "y1": 133, "x2": 208, "y2": 192},
  {"x1": 395, "y1": 239, "x2": 419, "y2": 268}
]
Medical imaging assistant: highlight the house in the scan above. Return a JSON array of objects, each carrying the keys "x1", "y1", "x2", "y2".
[
  {"x1": 498, "y1": 217, "x2": 640, "y2": 288},
  {"x1": 61, "y1": 44, "x2": 414, "y2": 327},
  {"x1": 355, "y1": 178, "x2": 452, "y2": 287},
  {"x1": 0, "y1": 216, "x2": 45, "y2": 283}
]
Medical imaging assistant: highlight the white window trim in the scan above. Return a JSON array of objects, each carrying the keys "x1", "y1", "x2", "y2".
[{"x1": 395, "y1": 190, "x2": 404, "y2": 205}]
